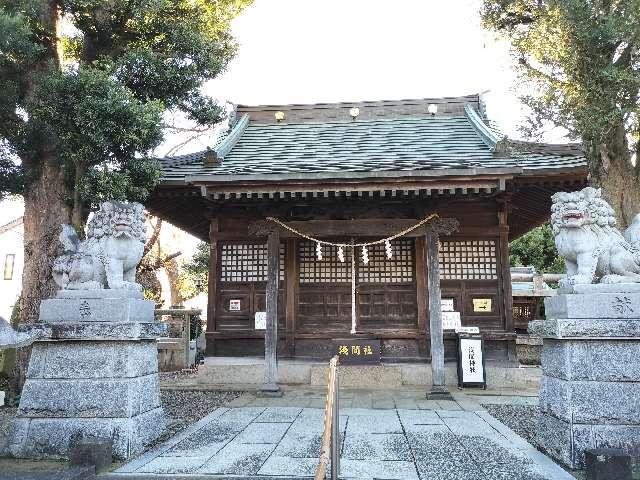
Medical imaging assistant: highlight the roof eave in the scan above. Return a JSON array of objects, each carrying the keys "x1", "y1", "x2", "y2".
[{"x1": 183, "y1": 166, "x2": 524, "y2": 184}]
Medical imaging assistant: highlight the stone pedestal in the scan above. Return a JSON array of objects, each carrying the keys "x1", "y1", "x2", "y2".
[
  {"x1": 530, "y1": 287, "x2": 640, "y2": 469},
  {"x1": 10, "y1": 290, "x2": 168, "y2": 460}
]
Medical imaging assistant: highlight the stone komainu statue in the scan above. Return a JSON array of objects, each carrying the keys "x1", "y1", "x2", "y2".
[
  {"x1": 52, "y1": 201, "x2": 146, "y2": 290},
  {"x1": 551, "y1": 187, "x2": 640, "y2": 286}
]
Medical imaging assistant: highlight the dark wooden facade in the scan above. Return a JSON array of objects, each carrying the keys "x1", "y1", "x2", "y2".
[{"x1": 149, "y1": 96, "x2": 588, "y2": 363}]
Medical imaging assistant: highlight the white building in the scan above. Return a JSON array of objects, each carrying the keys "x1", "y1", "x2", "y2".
[
  {"x1": 0, "y1": 198, "x2": 25, "y2": 320},
  {"x1": 0, "y1": 197, "x2": 205, "y2": 321}
]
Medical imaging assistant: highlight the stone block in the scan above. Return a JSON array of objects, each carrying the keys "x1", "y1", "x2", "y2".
[
  {"x1": 29, "y1": 321, "x2": 168, "y2": 341},
  {"x1": 69, "y1": 437, "x2": 112, "y2": 472},
  {"x1": 40, "y1": 298, "x2": 154, "y2": 323},
  {"x1": 530, "y1": 318, "x2": 640, "y2": 339},
  {"x1": 542, "y1": 339, "x2": 640, "y2": 381},
  {"x1": 310, "y1": 364, "x2": 402, "y2": 387},
  {"x1": 26, "y1": 341, "x2": 158, "y2": 379},
  {"x1": 10, "y1": 407, "x2": 165, "y2": 460},
  {"x1": 545, "y1": 292, "x2": 640, "y2": 320},
  {"x1": 585, "y1": 448, "x2": 632, "y2": 480},
  {"x1": 18, "y1": 374, "x2": 161, "y2": 418},
  {"x1": 516, "y1": 334, "x2": 542, "y2": 365},
  {"x1": 539, "y1": 376, "x2": 640, "y2": 424},
  {"x1": 56, "y1": 289, "x2": 144, "y2": 299}
]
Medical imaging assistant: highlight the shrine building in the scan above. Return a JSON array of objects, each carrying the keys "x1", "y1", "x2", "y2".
[{"x1": 149, "y1": 94, "x2": 587, "y2": 364}]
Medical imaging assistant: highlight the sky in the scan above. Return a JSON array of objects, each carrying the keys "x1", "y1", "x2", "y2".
[{"x1": 165, "y1": 0, "x2": 547, "y2": 155}]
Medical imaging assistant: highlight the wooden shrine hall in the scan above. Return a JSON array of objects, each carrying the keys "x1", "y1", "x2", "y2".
[{"x1": 149, "y1": 94, "x2": 588, "y2": 366}]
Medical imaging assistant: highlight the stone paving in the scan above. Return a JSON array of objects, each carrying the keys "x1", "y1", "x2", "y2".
[{"x1": 114, "y1": 389, "x2": 573, "y2": 480}]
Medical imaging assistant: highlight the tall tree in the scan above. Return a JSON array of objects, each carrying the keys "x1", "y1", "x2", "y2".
[
  {"x1": 0, "y1": 0, "x2": 251, "y2": 324},
  {"x1": 481, "y1": 0, "x2": 640, "y2": 226}
]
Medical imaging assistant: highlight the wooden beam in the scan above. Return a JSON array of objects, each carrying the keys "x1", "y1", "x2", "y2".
[
  {"x1": 249, "y1": 217, "x2": 459, "y2": 238},
  {"x1": 260, "y1": 229, "x2": 282, "y2": 396}
]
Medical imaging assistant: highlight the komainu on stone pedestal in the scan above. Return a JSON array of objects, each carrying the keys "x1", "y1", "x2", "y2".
[
  {"x1": 52, "y1": 201, "x2": 146, "y2": 291},
  {"x1": 10, "y1": 201, "x2": 167, "y2": 460},
  {"x1": 551, "y1": 187, "x2": 640, "y2": 288},
  {"x1": 533, "y1": 188, "x2": 640, "y2": 470}
]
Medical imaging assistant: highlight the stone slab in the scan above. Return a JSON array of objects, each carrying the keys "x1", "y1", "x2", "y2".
[
  {"x1": 559, "y1": 283, "x2": 640, "y2": 294},
  {"x1": 25, "y1": 322, "x2": 168, "y2": 341},
  {"x1": 540, "y1": 375, "x2": 640, "y2": 424},
  {"x1": 339, "y1": 458, "x2": 419, "y2": 479},
  {"x1": 234, "y1": 422, "x2": 290, "y2": 444},
  {"x1": 541, "y1": 339, "x2": 640, "y2": 381},
  {"x1": 197, "y1": 442, "x2": 276, "y2": 475},
  {"x1": 26, "y1": 341, "x2": 158, "y2": 379},
  {"x1": 310, "y1": 364, "x2": 403, "y2": 387},
  {"x1": 530, "y1": 318, "x2": 640, "y2": 339},
  {"x1": 545, "y1": 292, "x2": 640, "y2": 320},
  {"x1": 56, "y1": 289, "x2": 144, "y2": 299},
  {"x1": 39, "y1": 298, "x2": 153, "y2": 323},
  {"x1": 10, "y1": 407, "x2": 165, "y2": 460},
  {"x1": 342, "y1": 432, "x2": 412, "y2": 461}
]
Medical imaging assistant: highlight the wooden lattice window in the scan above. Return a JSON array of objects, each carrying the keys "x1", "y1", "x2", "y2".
[
  {"x1": 358, "y1": 239, "x2": 414, "y2": 283},
  {"x1": 438, "y1": 240, "x2": 497, "y2": 280},
  {"x1": 299, "y1": 241, "x2": 351, "y2": 284},
  {"x1": 220, "y1": 242, "x2": 284, "y2": 282}
]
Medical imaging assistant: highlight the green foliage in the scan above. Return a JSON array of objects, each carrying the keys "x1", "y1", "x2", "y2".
[
  {"x1": 183, "y1": 241, "x2": 209, "y2": 294},
  {"x1": 481, "y1": 0, "x2": 640, "y2": 145},
  {"x1": 0, "y1": 0, "x2": 251, "y2": 210},
  {"x1": 509, "y1": 223, "x2": 564, "y2": 274}
]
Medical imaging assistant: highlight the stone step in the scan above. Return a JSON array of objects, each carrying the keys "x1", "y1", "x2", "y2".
[{"x1": 168, "y1": 358, "x2": 541, "y2": 390}]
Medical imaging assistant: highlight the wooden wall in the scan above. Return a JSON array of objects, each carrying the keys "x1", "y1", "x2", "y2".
[{"x1": 205, "y1": 195, "x2": 516, "y2": 362}]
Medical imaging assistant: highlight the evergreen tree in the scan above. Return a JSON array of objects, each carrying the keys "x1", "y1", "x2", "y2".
[
  {"x1": 482, "y1": 0, "x2": 640, "y2": 226},
  {"x1": 0, "y1": 0, "x2": 251, "y2": 323}
]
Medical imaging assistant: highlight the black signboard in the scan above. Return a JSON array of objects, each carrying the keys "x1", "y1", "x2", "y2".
[
  {"x1": 334, "y1": 339, "x2": 381, "y2": 364},
  {"x1": 456, "y1": 334, "x2": 487, "y2": 389}
]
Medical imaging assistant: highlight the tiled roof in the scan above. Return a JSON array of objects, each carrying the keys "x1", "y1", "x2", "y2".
[{"x1": 158, "y1": 100, "x2": 587, "y2": 183}]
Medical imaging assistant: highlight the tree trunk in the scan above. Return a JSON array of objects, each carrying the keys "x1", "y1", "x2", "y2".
[
  {"x1": 165, "y1": 257, "x2": 183, "y2": 306},
  {"x1": 590, "y1": 123, "x2": 640, "y2": 229},
  {"x1": 20, "y1": 152, "x2": 71, "y2": 324}
]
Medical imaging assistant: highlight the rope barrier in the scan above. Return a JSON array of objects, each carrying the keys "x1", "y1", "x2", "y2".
[{"x1": 265, "y1": 213, "x2": 440, "y2": 248}]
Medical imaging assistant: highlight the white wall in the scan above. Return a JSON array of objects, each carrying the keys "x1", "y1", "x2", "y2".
[{"x1": 0, "y1": 198, "x2": 25, "y2": 321}]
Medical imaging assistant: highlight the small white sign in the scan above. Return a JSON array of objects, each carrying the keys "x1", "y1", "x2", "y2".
[
  {"x1": 254, "y1": 311, "x2": 266, "y2": 330},
  {"x1": 455, "y1": 326, "x2": 480, "y2": 334},
  {"x1": 442, "y1": 311, "x2": 461, "y2": 330},
  {"x1": 460, "y1": 337, "x2": 484, "y2": 384},
  {"x1": 441, "y1": 298, "x2": 455, "y2": 312},
  {"x1": 229, "y1": 299, "x2": 241, "y2": 311}
]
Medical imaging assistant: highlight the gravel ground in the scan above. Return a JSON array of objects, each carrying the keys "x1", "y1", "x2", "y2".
[{"x1": 483, "y1": 404, "x2": 540, "y2": 446}]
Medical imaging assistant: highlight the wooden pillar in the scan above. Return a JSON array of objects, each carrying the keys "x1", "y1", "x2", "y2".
[
  {"x1": 425, "y1": 231, "x2": 450, "y2": 399},
  {"x1": 260, "y1": 229, "x2": 282, "y2": 396},
  {"x1": 285, "y1": 238, "x2": 297, "y2": 357},
  {"x1": 498, "y1": 197, "x2": 515, "y2": 363},
  {"x1": 206, "y1": 219, "x2": 218, "y2": 355},
  {"x1": 415, "y1": 236, "x2": 428, "y2": 357}
]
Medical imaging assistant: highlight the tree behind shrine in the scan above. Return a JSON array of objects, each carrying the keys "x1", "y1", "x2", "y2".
[
  {"x1": 0, "y1": 0, "x2": 251, "y2": 324},
  {"x1": 481, "y1": 0, "x2": 640, "y2": 226}
]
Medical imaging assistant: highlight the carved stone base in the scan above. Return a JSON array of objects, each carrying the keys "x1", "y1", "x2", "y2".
[
  {"x1": 535, "y1": 292, "x2": 640, "y2": 470},
  {"x1": 10, "y1": 294, "x2": 167, "y2": 460}
]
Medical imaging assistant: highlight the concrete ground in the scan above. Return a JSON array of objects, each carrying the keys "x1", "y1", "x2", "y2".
[{"x1": 110, "y1": 388, "x2": 571, "y2": 480}]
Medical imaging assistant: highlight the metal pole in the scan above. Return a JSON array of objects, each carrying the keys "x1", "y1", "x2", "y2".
[{"x1": 331, "y1": 366, "x2": 339, "y2": 480}]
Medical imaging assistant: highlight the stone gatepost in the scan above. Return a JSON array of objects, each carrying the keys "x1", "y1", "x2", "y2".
[
  {"x1": 531, "y1": 285, "x2": 640, "y2": 469},
  {"x1": 10, "y1": 289, "x2": 167, "y2": 460}
]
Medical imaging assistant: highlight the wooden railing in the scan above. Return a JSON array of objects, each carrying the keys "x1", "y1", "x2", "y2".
[{"x1": 315, "y1": 355, "x2": 340, "y2": 480}]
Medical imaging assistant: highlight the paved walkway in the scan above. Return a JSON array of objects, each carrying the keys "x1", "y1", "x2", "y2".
[{"x1": 114, "y1": 391, "x2": 571, "y2": 480}]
